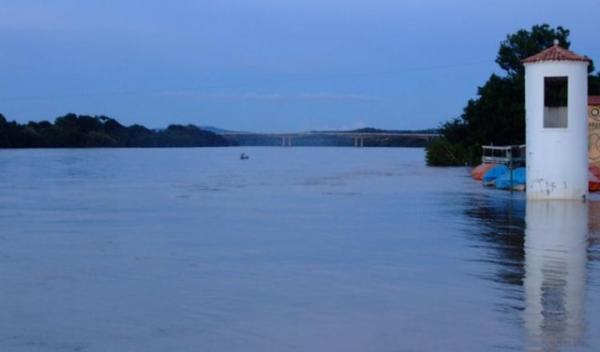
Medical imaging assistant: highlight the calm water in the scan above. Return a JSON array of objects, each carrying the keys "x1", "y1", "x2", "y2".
[{"x1": 1, "y1": 147, "x2": 599, "y2": 352}]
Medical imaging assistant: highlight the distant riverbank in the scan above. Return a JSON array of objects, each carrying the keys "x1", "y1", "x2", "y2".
[
  {"x1": 0, "y1": 113, "x2": 437, "y2": 149},
  {"x1": 221, "y1": 128, "x2": 438, "y2": 148},
  {"x1": 0, "y1": 113, "x2": 232, "y2": 148}
]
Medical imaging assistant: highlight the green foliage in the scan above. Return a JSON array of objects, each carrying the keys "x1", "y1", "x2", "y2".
[
  {"x1": 426, "y1": 24, "x2": 597, "y2": 166},
  {"x1": 496, "y1": 24, "x2": 572, "y2": 76},
  {"x1": 426, "y1": 138, "x2": 465, "y2": 166},
  {"x1": 0, "y1": 114, "x2": 234, "y2": 148}
]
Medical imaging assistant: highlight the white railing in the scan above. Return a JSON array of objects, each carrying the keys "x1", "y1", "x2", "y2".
[{"x1": 482, "y1": 145, "x2": 526, "y2": 166}]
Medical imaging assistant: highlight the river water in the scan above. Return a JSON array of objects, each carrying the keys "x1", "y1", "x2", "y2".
[{"x1": 1, "y1": 147, "x2": 599, "y2": 351}]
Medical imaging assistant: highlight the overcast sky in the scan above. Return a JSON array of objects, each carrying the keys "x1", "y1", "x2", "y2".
[{"x1": 1, "y1": 0, "x2": 599, "y2": 132}]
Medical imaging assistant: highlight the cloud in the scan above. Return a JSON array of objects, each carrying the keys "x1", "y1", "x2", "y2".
[{"x1": 160, "y1": 91, "x2": 384, "y2": 102}]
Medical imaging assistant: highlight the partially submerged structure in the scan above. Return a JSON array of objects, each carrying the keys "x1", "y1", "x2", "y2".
[
  {"x1": 523, "y1": 41, "x2": 590, "y2": 200},
  {"x1": 589, "y1": 96, "x2": 600, "y2": 164},
  {"x1": 475, "y1": 42, "x2": 594, "y2": 198}
]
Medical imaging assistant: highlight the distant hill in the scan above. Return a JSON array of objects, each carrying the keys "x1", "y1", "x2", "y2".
[
  {"x1": 0, "y1": 114, "x2": 438, "y2": 149},
  {"x1": 200, "y1": 126, "x2": 248, "y2": 134},
  {"x1": 0, "y1": 113, "x2": 234, "y2": 148},
  {"x1": 219, "y1": 127, "x2": 439, "y2": 147},
  {"x1": 313, "y1": 127, "x2": 441, "y2": 134},
  {"x1": 205, "y1": 125, "x2": 440, "y2": 135}
]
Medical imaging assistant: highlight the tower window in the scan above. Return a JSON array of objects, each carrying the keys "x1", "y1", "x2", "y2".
[{"x1": 544, "y1": 76, "x2": 568, "y2": 128}]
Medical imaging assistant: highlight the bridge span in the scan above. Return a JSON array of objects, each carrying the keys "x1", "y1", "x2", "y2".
[{"x1": 220, "y1": 132, "x2": 440, "y2": 147}]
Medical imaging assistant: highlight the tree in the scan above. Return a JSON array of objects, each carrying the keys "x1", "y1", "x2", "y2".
[
  {"x1": 426, "y1": 24, "x2": 598, "y2": 166},
  {"x1": 0, "y1": 113, "x2": 234, "y2": 148},
  {"x1": 496, "y1": 25, "x2": 572, "y2": 76}
]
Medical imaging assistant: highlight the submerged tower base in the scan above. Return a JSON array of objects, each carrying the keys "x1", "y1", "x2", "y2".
[{"x1": 523, "y1": 42, "x2": 590, "y2": 200}]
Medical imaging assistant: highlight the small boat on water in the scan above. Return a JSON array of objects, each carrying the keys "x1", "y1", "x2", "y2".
[
  {"x1": 471, "y1": 163, "x2": 497, "y2": 181},
  {"x1": 478, "y1": 145, "x2": 525, "y2": 189},
  {"x1": 482, "y1": 165, "x2": 509, "y2": 187},
  {"x1": 240, "y1": 153, "x2": 249, "y2": 160},
  {"x1": 494, "y1": 167, "x2": 526, "y2": 191},
  {"x1": 476, "y1": 163, "x2": 600, "y2": 192}
]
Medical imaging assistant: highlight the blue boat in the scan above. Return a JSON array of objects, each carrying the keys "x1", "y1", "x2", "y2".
[
  {"x1": 482, "y1": 165, "x2": 509, "y2": 186},
  {"x1": 495, "y1": 167, "x2": 526, "y2": 191}
]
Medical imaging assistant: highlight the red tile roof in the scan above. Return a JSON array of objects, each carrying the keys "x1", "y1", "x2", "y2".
[
  {"x1": 590, "y1": 96, "x2": 600, "y2": 106},
  {"x1": 522, "y1": 43, "x2": 590, "y2": 64}
]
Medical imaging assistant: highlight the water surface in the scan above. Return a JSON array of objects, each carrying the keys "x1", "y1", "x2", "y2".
[{"x1": 1, "y1": 147, "x2": 599, "y2": 351}]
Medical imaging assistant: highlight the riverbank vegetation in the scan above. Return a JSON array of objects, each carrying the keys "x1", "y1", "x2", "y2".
[
  {"x1": 0, "y1": 113, "x2": 233, "y2": 148},
  {"x1": 426, "y1": 24, "x2": 600, "y2": 166}
]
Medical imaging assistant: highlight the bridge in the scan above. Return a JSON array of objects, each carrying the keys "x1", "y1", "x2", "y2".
[{"x1": 220, "y1": 131, "x2": 440, "y2": 147}]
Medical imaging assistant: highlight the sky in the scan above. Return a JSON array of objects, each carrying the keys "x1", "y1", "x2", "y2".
[{"x1": 1, "y1": 0, "x2": 599, "y2": 132}]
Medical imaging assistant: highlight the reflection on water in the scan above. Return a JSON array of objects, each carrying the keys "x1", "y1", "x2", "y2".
[
  {"x1": 524, "y1": 201, "x2": 588, "y2": 351},
  {"x1": 1, "y1": 148, "x2": 600, "y2": 351},
  {"x1": 466, "y1": 194, "x2": 599, "y2": 351},
  {"x1": 465, "y1": 194, "x2": 526, "y2": 288}
]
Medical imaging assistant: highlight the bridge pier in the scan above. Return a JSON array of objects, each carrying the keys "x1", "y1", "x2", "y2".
[
  {"x1": 353, "y1": 137, "x2": 365, "y2": 147},
  {"x1": 281, "y1": 136, "x2": 292, "y2": 147}
]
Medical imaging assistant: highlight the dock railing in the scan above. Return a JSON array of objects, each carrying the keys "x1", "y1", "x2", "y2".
[{"x1": 482, "y1": 145, "x2": 526, "y2": 166}]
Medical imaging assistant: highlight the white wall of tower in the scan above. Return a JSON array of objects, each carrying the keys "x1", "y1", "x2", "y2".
[{"x1": 525, "y1": 60, "x2": 589, "y2": 199}]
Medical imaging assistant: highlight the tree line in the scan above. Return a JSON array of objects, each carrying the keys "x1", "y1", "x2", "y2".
[
  {"x1": 426, "y1": 24, "x2": 600, "y2": 166},
  {"x1": 0, "y1": 113, "x2": 233, "y2": 148}
]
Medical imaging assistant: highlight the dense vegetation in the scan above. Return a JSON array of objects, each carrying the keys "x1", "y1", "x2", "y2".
[
  {"x1": 426, "y1": 24, "x2": 600, "y2": 166},
  {"x1": 0, "y1": 114, "x2": 436, "y2": 149},
  {"x1": 0, "y1": 113, "x2": 233, "y2": 148}
]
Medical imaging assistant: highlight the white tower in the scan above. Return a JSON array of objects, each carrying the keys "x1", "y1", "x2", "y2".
[{"x1": 523, "y1": 41, "x2": 590, "y2": 200}]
